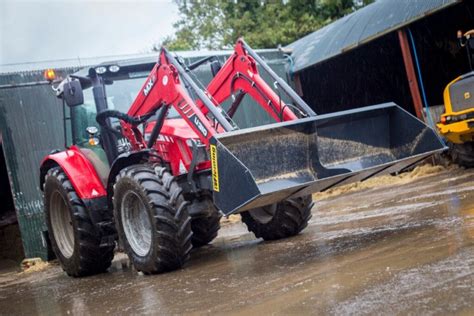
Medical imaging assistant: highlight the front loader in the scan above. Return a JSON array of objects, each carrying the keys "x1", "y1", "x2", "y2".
[{"x1": 40, "y1": 39, "x2": 444, "y2": 276}]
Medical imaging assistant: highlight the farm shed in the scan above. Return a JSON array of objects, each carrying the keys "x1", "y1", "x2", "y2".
[{"x1": 288, "y1": 0, "x2": 473, "y2": 124}]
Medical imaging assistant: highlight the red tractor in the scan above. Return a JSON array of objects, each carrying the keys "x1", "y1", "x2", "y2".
[{"x1": 40, "y1": 39, "x2": 444, "y2": 276}]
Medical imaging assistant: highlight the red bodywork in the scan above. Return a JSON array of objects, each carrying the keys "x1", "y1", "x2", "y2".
[
  {"x1": 148, "y1": 118, "x2": 211, "y2": 175},
  {"x1": 41, "y1": 40, "x2": 299, "y2": 199}
]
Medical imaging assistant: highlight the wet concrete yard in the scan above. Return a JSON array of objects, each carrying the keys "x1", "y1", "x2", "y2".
[{"x1": 0, "y1": 166, "x2": 473, "y2": 315}]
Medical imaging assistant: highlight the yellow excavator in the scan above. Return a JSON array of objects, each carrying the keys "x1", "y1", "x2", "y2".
[{"x1": 438, "y1": 30, "x2": 474, "y2": 167}]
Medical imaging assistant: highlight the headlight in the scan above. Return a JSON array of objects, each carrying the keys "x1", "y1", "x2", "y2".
[
  {"x1": 109, "y1": 65, "x2": 120, "y2": 73},
  {"x1": 95, "y1": 66, "x2": 107, "y2": 74}
]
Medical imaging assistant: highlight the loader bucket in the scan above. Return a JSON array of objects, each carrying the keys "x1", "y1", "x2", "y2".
[{"x1": 211, "y1": 103, "x2": 446, "y2": 215}]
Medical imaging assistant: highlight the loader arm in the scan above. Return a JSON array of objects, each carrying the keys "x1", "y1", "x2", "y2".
[
  {"x1": 121, "y1": 39, "x2": 302, "y2": 150},
  {"x1": 195, "y1": 40, "x2": 298, "y2": 122}
]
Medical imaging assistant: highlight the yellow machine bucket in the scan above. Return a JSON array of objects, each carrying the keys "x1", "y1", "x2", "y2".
[{"x1": 210, "y1": 103, "x2": 446, "y2": 215}]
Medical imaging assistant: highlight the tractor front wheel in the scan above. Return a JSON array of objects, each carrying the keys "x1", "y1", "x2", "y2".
[
  {"x1": 241, "y1": 195, "x2": 313, "y2": 240},
  {"x1": 113, "y1": 165, "x2": 192, "y2": 274},
  {"x1": 191, "y1": 210, "x2": 222, "y2": 247},
  {"x1": 187, "y1": 198, "x2": 221, "y2": 247},
  {"x1": 44, "y1": 168, "x2": 115, "y2": 277}
]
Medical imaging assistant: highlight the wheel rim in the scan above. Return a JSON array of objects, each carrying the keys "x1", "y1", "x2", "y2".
[
  {"x1": 121, "y1": 191, "x2": 152, "y2": 257},
  {"x1": 248, "y1": 204, "x2": 278, "y2": 224},
  {"x1": 50, "y1": 191, "x2": 75, "y2": 258}
]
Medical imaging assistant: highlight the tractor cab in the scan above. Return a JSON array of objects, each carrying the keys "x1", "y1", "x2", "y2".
[
  {"x1": 54, "y1": 61, "x2": 185, "y2": 183},
  {"x1": 54, "y1": 65, "x2": 149, "y2": 185},
  {"x1": 53, "y1": 53, "x2": 230, "y2": 182}
]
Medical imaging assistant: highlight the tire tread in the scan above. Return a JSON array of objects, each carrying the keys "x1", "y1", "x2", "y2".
[
  {"x1": 241, "y1": 196, "x2": 313, "y2": 241},
  {"x1": 113, "y1": 164, "x2": 192, "y2": 274},
  {"x1": 44, "y1": 167, "x2": 115, "y2": 277}
]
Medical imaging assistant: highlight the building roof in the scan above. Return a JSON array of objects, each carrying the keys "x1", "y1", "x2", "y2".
[
  {"x1": 0, "y1": 49, "x2": 280, "y2": 75},
  {"x1": 287, "y1": 0, "x2": 460, "y2": 73}
]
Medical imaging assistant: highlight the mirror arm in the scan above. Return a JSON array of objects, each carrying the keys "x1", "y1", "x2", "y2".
[{"x1": 70, "y1": 75, "x2": 92, "y2": 89}]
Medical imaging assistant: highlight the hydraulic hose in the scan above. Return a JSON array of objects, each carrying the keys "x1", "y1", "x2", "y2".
[
  {"x1": 96, "y1": 110, "x2": 155, "y2": 136},
  {"x1": 96, "y1": 110, "x2": 154, "y2": 126}
]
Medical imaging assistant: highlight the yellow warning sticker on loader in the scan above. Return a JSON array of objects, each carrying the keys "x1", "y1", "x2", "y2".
[{"x1": 210, "y1": 144, "x2": 220, "y2": 192}]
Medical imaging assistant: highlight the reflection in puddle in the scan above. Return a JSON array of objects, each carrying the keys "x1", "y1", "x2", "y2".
[{"x1": 0, "y1": 167, "x2": 473, "y2": 315}]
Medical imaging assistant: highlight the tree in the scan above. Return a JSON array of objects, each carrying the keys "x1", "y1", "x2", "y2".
[{"x1": 157, "y1": 0, "x2": 374, "y2": 51}]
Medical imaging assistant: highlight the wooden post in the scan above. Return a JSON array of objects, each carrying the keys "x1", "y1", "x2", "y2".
[{"x1": 398, "y1": 29, "x2": 424, "y2": 119}]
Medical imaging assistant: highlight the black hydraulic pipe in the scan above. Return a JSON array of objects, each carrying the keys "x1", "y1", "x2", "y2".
[
  {"x1": 164, "y1": 49, "x2": 235, "y2": 132},
  {"x1": 147, "y1": 105, "x2": 168, "y2": 148},
  {"x1": 96, "y1": 110, "x2": 154, "y2": 127},
  {"x1": 186, "y1": 56, "x2": 217, "y2": 71},
  {"x1": 239, "y1": 39, "x2": 317, "y2": 117},
  {"x1": 228, "y1": 91, "x2": 246, "y2": 118}
]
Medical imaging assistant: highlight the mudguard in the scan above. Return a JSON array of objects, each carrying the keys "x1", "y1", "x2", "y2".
[{"x1": 40, "y1": 145, "x2": 107, "y2": 199}]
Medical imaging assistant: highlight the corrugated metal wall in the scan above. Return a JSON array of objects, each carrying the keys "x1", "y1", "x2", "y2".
[
  {"x1": 0, "y1": 51, "x2": 290, "y2": 260},
  {"x1": 0, "y1": 76, "x2": 71, "y2": 259}
]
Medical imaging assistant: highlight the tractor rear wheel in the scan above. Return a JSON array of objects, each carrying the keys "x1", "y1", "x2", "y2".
[
  {"x1": 449, "y1": 141, "x2": 474, "y2": 168},
  {"x1": 113, "y1": 165, "x2": 192, "y2": 274},
  {"x1": 44, "y1": 168, "x2": 115, "y2": 277},
  {"x1": 241, "y1": 195, "x2": 313, "y2": 240}
]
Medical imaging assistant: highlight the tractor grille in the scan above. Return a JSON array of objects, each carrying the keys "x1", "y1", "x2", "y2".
[{"x1": 450, "y1": 74, "x2": 474, "y2": 112}]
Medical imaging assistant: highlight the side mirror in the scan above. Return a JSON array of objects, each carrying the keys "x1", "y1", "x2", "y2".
[{"x1": 63, "y1": 80, "x2": 84, "y2": 107}]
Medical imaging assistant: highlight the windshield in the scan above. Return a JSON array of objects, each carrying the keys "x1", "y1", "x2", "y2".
[
  {"x1": 71, "y1": 75, "x2": 179, "y2": 147},
  {"x1": 106, "y1": 77, "x2": 147, "y2": 112},
  {"x1": 103, "y1": 77, "x2": 178, "y2": 118}
]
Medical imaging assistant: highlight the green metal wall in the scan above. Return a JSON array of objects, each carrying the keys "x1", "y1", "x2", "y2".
[
  {"x1": 0, "y1": 51, "x2": 291, "y2": 260},
  {"x1": 0, "y1": 81, "x2": 68, "y2": 259}
]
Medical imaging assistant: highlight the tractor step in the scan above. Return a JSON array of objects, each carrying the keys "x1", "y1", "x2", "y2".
[{"x1": 211, "y1": 102, "x2": 446, "y2": 215}]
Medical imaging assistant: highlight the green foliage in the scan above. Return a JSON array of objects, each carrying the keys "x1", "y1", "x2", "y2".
[{"x1": 158, "y1": 0, "x2": 374, "y2": 51}]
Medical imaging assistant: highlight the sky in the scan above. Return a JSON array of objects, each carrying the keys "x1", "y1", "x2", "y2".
[{"x1": 0, "y1": 0, "x2": 179, "y2": 66}]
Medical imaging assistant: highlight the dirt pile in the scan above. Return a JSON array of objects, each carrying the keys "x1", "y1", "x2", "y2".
[
  {"x1": 313, "y1": 163, "x2": 449, "y2": 201},
  {"x1": 221, "y1": 214, "x2": 241, "y2": 226},
  {"x1": 21, "y1": 258, "x2": 50, "y2": 273}
]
